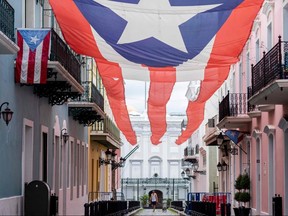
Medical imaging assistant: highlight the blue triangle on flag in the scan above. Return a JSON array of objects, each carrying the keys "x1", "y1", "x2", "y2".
[
  {"x1": 18, "y1": 29, "x2": 50, "y2": 51},
  {"x1": 224, "y1": 130, "x2": 243, "y2": 144}
]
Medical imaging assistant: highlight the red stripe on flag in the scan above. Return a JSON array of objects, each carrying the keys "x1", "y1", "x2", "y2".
[
  {"x1": 97, "y1": 61, "x2": 137, "y2": 145},
  {"x1": 148, "y1": 68, "x2": 176, "y2": 145},
  {"x1": 176, "y1": 102, "x2": 205, "y2": 145},
  {"x1": 27, "y1": 49, "x2": 36, "y2": 84},
  {"x1": 15, "y1": 31, "x2": 24, "y2": 83},
  {"x1": 40, "y1": 31, "x2": 51, "y2": 84}
]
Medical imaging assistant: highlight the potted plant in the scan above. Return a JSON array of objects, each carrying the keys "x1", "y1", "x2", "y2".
[
  {"x1": 234, "y1": 173, "x2": 251, "y2": 216},
  {"x1": 140, "y1": 194, "x2": 149, "y2": 208},
  {"x1": 166, "y1": 198, "x2": 172, "y2": 208}
]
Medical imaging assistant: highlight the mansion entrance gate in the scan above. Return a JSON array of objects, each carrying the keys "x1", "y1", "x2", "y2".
[{"x1": 121, "y1": 178, "x2": 188, "y2": 202}]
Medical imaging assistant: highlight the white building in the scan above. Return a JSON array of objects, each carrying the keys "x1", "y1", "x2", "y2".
[{"x1": 120, "y1": 112, "x2": 188, "y2": 203}]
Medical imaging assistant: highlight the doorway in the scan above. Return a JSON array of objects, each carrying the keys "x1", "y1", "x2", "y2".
[
  {"x1": 148, "y1": 190, "x2": 163, "y2": 208},
  {"x1": 22, "y1": 119, "x2": 34, "y2": 195}
]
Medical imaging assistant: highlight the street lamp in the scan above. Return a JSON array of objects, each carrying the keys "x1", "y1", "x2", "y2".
[
  {"x1": 217, "y1": 132, "x2": 224, "y2": 145},
  {"x1": 222, "y1": 161, "x2": 228, "y2": 171},
  {"x1": 119, "y1": 157, "x2": 126, "y2": 167},
  {"x1": 105, "y1": 149, "x2": 112, "y2": 161},
  {"x1": 217, "y1": 161, "x2": 228, "y2": 172},
  {"x1": 0, "y1": 102, "x2": 13, "y2": 126},
  {"x1": 61, "y1": 128, "x2": 69, "y2": 143},
  {"x1": 112, "y1": 157, "x2": 126, "y2": 170},
  {"x1": 99, "y1": 149, "x2": 112, "y2": 166},
  {"x1": 217, "y1": 162, "x2": 222, "y2": 172},
  {"x1": 181, "y1": 168, "x2": 196, "y2": 180},
  {"x1": 185, "y1": 168, "x2": 191, "y2": 177},
  {"x1": 191, "y1": 161, "x2": 206, "y2": 175},
  {"x1": 181, "y1": 170, "x2": 187, "y2": 180}
]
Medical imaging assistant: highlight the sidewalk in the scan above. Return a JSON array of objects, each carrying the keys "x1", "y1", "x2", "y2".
[{"x1": 129, "y1": 208, "x2": 185, "y2": 215}]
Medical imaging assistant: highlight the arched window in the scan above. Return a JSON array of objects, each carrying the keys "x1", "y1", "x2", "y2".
[{"x1": 149, "y1": 156, "x2": 162, "y2": 177}]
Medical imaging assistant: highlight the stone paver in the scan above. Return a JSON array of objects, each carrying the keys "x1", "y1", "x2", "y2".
[{"x1": 131, "y1": 208, "x2": 181, "y2": 215}]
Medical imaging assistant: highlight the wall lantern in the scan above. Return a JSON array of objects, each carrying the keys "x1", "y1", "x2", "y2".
[
  {"x1": 217, "y1": 161, "x2": 228, "y2": 172},
  {"x1": 100, "y1": 149, "x2": 126, "y2": 169},
  {"x1": 181, "y1": 168, "x2": 196, "y2": 180},
  {"x1": 217, "y1": 132, "x2": 224, "y2": 145},
  {"x1": 217, "y1": 162, "x2": 222, "y2": 171},
  {"x1": 61, "y1": 128, "x2": 69, "y2": 143},
  {"x1": 181, "y1": 170, "x2": 188, "y2": 180},
  {"x1": 192, "y1": 161, "x2": 206, "y2": 175},
  {"x1": 119, "y1": 157, "x2": 126, "y2": 167},
  {"x1": 100, "y1": 149, "x2": 112, "y2": 166},
  {"x1": 0, "y1": 102, "x2": 13, "y2": 126}
]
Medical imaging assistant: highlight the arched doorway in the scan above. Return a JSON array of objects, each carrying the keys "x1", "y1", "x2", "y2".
[{"x1": 148, "y1": 190, "x2": 163, "y2": 208}]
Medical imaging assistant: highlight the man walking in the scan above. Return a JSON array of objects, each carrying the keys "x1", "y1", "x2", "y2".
[{"x1": 150, "y1": 191, "x2": 158, "y2": 212}]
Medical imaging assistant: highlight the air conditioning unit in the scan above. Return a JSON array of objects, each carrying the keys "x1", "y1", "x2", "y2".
[{"x1": 208, "y1": 118, "x2": 215, "y2": 127}]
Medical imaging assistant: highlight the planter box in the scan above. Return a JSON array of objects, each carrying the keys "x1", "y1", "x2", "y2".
[{"x1": 233, "y1": 207, "x2": 251, "y2": 216}]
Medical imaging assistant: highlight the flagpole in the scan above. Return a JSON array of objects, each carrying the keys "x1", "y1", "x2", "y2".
[{"x1": 234, "y1": 143, "x2": 247, "y2": 155}]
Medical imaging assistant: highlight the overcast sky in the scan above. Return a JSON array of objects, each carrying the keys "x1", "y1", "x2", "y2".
[{"x1": 124, "y1": 80, "x2": 190, "y2": 114}]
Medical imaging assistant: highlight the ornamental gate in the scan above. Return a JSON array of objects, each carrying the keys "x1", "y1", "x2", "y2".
[{"x1": 121, "y1": 177, "x2": 188, "y2": 202}]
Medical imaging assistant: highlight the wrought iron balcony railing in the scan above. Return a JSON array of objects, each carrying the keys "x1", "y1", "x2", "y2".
[
  {"x1": 0, "y1": 0, "x2": 15, "y2": 42},
  {"x1": 78, "y1": 81, "x2": 104, "y2": 111},
  {"x1": 50, "y1": 28, "x2": 81, "y2": 84},
  {"x1": 91, "y1": 116, "x2": 121, "y2": 142},
  {"x1": 251, "y1": 36, "x2": 288, "y2": 97},
  {"x1": 219, "y1": 91, "x2": 247, "y2": 122},
  {"x1": 121, "y1": 178, "x2": 187, "y2": 185},
  {"x1": 181, "y1": 159, "x2": 192, "y2": 167},
  {"x1": 247, "y1": 86, "x2": 259, "y2": 112}
]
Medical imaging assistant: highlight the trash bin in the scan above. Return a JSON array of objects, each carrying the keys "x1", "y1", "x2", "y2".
[
  {"x1": 272, "y1": 194, "x2": 282, "y2": 216},
  {"x1": 24, "y1": 180, "x2": 51, "y2": 216},
  {"x1": 50, "y1": 193, "x2": 58, "y2": 216}
]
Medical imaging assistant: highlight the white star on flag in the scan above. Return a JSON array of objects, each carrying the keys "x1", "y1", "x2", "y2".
[
  {"x1": 96, "y1": 0, "x2": 220, "y2": 53},
  {"x1": 30, "y1": 35, "x2": 40, "y2": 44}
]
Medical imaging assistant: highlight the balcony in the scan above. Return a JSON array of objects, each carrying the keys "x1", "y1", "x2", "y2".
[
  {"x1": 0, "y1": 0, "x2": 19, "y2": 54},
  {"x1": 249, "y1": 37, "x2": 288, "y2": 105},
  {"x1": 91, "y1": 116, "x2": 121, "y2": 149},
  {"x1": 22, "y1": 28, "x2": 84, "y2": 105},
  {"x1": 246, "y1": 86, "x2": 261, "y2": 118},
  {"x1": 68, "y1": 81, "x2": 105, "y2": 126},
  {"x1": 203, "y1": 116, "x2": 220, "y2": 146},
  {"x1": 181, "y1": 158, "x2": 192, "y2": 168},
  {"x1": 217, "y1": 91, "x2": 251, "y2": 131},
  {"x1": 183, "y1": 147, "x2": 198, "y2": 164}
]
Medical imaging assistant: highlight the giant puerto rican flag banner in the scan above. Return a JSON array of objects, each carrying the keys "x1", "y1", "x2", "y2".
[
  {"x1": 49, "y1": 0, "x2": 263, "y2": 145},
  {"x1": 15, "y1": 29, "x2": 51, "y2": 84}
]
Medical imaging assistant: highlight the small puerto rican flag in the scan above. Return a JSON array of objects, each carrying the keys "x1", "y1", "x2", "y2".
[{"x1": 15, "y1": 29, "x2": 51, "y2": 84}]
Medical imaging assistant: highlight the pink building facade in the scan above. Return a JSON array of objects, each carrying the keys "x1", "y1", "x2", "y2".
[{"x1": 205, "y1": 0, "x2": 288, "y2": 215}]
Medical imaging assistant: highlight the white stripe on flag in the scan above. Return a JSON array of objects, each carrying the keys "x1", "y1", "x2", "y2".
[
  {"x1": 34, "y1": 42, "x2": 43, "y2": 83},
  {"x1": 21, "y1": 41, "x2": 30, "y2": 83},
  {"x1": 176, "y1": 37, "x2": 215, "y2": 82},
  {"x1": 90, "y1": 24, "x2": 212, "y2": 82}
]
